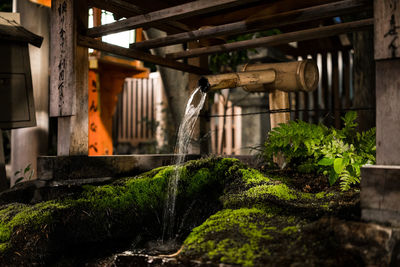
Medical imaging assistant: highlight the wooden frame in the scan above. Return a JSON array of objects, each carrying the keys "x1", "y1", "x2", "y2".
[
  {"x1": 86, "y1": 0, "x2": 259, "y2": 37},
  {"x1": 130, "y1": 0, "x2": 371, "y2": 50},
  {"x1": 166, "y1": 19, "x2": 373, "y2": 59}
]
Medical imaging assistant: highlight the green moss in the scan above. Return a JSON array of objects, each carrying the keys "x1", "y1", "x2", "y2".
[
  {"x1": 282, "y1": 226, "x2": 299, "y2": 235},
  {"x1": 0, "y1": 242, "x2": 10, "y2": 253},
  {"x1": 246, "y1": 184, "x2": 298, "y2": 201},
  {"x1": 315, "y1": 192, "x2": 334, "y2": 199},
  {"x1": 186, "y1": 168, "x2": 213, "y2": 195},
  {"x1": 183, "y1": 208, "x2": 279, "y2": 266},
  {"x1": 0, "y1": 201, "x2": 70, "y2": 246},
  {"x1": 0, "y1": 157, "x2": 247, "y2": 254},
  {"x1": 239, "y1": 168, "x2": 270, "y2": 185},
  {"x1": 320, "y1": 203, "x2": 330, "y2": 210},
  {"x1": 208, "y1": 239, "x2": 264, "y2": 267},
  {"x1": 215, "y1": 158, "x2": 240, "y2": 173}
]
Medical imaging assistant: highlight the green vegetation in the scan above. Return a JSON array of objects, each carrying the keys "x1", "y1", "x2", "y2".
[
  {"x1": 0, "y1": 157, "x2": 242, "y2": 259},
  {"x1": 182, "y1": 207, "x2": 304, "y2": 267},
  {"x1": 183, "y1": 208, "x2": 273, "y2": 266},
  {"x1": 0, "y1": 157, "x2": 360, "y2": 266},
  {"x1": 262, "y1": 111, "x2": 376, "y2": 191}
]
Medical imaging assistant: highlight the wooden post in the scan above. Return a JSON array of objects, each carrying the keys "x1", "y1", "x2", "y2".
[
  {"x1": 269, "y1": 90, "x2": 290, "y2": 129},
  {"x1": 0, "y1": 130, "x2": 8, "y2": 191},
  {"x1": 50, "y1": 0, "x2": 88, "y2": 155},
  {"x1": 361, "y1": 0, "x2": 400, "y2": 226},
  {"x1": 332, "y1": 51, "x2": 341, "y2": 128},
  {"x1": 269, "y1": 90, "x2": 290, "y2": 166}
]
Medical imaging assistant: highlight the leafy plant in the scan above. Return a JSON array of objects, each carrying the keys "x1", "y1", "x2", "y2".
[
  {"x1": 262, "y1": 112, "x2": 376, "y2": 191},
  {"x1": 14, "y1": 164, "x2": 34, "y2": 186}
]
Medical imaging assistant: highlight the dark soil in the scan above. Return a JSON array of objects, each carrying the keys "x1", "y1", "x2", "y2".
[{"x1": 263, "y1": 168, "x2": 346, "y2": 193}]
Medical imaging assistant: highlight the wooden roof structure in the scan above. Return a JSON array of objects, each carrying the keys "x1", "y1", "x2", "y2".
[
  {"x1": 79, "y1": 0, "x2": 373, "y2": 75},
  {"x1": 0, "y1": 24, "x2": 43, "y2": 47}
]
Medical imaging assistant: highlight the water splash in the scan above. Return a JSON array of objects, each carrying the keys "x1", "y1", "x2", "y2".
[{"x1": 162, "y1": 86, "x2": 207, "y2": 240}]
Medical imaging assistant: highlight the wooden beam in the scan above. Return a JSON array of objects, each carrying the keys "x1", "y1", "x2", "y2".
[
  {"x1": 131, "y1": 0, "x2": 371, "y2": 50},
  {"x1": 77, "y1": 35, "x2": 210, "y2": 75},
  {"x1": 167, "y1": 18, "x2": 373, "y2": 59},
  {"x1": 88, "y1": 0, "x2": 190, "y2": 33},
  {"x1": 88, "y1": 0, "x2": 145, "y2": 15},
  {"x1": 86, "y1": 0, "x2": 258, "y2": 37},
  {"x1": 189, "y1": 0, "x2": 338, "y2": 29},
  {"x1": 0, "y1": 24, "x2": 43, "y2": 48},
  {"x1": 0, "y1": 129, "x2": 8, "y2": 191}
]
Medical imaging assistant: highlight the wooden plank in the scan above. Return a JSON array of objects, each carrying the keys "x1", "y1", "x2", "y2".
[
  {"x1": 134, "y1": 79, "x2": 138, "y2": 139},
  {"x1": 269, "y1": 90, "x2": 290, "y2": 166},
  {"x1": 374, "y1": 0, "x2": 400, "y2": 59},
  {"x1": 57, "y1": 116, "x2": 71, "y2": 155},
  {"x1": 78, "y1": 35, "x2": 210, "y2": 75},
  {"x1": 88, "y1": 0, "x2": 190, "y2": 33},
  {"x1": 234, "y1": 106, "x2": 242, "y2": 155},
  {"x1": 69, "y1": 0, "x2": 89, "y2": 155},
  {"x1": 298, "y1": 91, "x2": 305, "y2": 121},
  {"x1": 321, "y1": 52, "x2": 330, "y2": 124},
  {"x1": 126, "y1": 80, "x2": 131, "y2": 139},
  {"x1": 86, "y1": 0, "x2": 258, "y2": 37},
  {"x1": 50, "y1": 0, "x2": 75, "y2": 116},
  {"x1": 167, "y1": 19, "x2": 374, "y2": 60},
  {"x1": 138, "y1": 78, "x2": 142, "y2": 139},
  {"x1": 376, "y1": 59, "x2": 400, "y2": 165},
  {"x1": 332, "y1": 51, "x2": 341, "y2": 128},
  {"x1": 0, "y1": 129, "x2": 8, "y2": 191},
  {"x1": 51, "y1": 0, "x2": 89, "y2": 155},
  {"x1": 361, "y1": 165, "x2": 400, "y2": 225},
  {"x1": 269, "y1": 90, "x2": 290, "y2": 128},
  {"x1": 132, "y1": 0, "x2": 371, "y2": 50},
  {"x1": 226, "y1": 101, "x2": 233, "y2": 155},
  {"x1": 0, "y1": 24, "x2": 43, "y2": 48},
  {"x1": 190, "y1": 0, "x2": 339, "y2": 29},
  {"x1": 342, "y1": 50, "x2": 351, "y2": 109},
  {"x1": 143, "y1": 77, "x2": 148, "y2": 138},
  {"x1": 117, "y1": 82, "x2": 123, "y2": 140},
  {"x1": 294, "y1": 93, "x2": 299, "y2": 120},
  {"x1": 312, "y1": 54, "x2": 320, "y2": 123},
  {"x1": 148, "y1": 78, "x2": 152, "y2": 138}
]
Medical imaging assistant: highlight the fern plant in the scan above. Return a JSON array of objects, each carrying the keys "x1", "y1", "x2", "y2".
[{"x1": 262, "y1": 112, "x2": 376, "y2": 191}]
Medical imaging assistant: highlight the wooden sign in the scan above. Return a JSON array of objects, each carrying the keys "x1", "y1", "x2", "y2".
[
  {"x1": 50, "y1": 0, "x2": 75, "y2": 116},
  {"x1": 374, "y1": 0, "x2": 400, "y2": 59}
]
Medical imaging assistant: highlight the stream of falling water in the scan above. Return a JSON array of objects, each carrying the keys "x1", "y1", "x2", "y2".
[{"x1": 162, "y1": 86, "x2": 207, "y2": 241}]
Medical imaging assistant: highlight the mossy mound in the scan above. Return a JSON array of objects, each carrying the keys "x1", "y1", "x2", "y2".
[
  {"x1": 182, "y1": 207, "x2": 305, "y2": 267},
  {"x1": 0, "y1": 157, "x2": 365, "y2": 266},
  {"x1": 179, "y1": 162, "x2": 362, "y2": 266},
  {"x1": 0, "y1": 157, "x2": 244, "y2": 265}
]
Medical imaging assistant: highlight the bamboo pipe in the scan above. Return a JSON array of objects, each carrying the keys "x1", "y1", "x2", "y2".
[
  {"x1": 198, "y1": 59, "x2": 319, "y2": 93},
  {"x1": 199, "y1": 69, "x2": 276, "y2": 92}
]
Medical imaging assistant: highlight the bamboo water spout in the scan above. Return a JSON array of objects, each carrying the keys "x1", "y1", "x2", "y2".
[{"x1": 199, "y1": 59, "x2": 319, "y2": 93}]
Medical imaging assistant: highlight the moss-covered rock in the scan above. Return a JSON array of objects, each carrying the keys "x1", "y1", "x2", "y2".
[
  {"x1": 179, "y1": 166, "x2": 361, "y2": 266},
  {"x1": 182, "y1": 207, "x2": 304, "y2": 266},
  {"x1": 0, "y1": 157, "x2": 366, "y2": 266},
  {"x1": 0, "y1": 157, "x2": 245, "y2": 265}
]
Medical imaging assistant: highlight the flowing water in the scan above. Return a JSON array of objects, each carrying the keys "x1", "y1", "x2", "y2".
[{"x1": 162, "y1": 86, "x2": 207, "y2": 241}]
